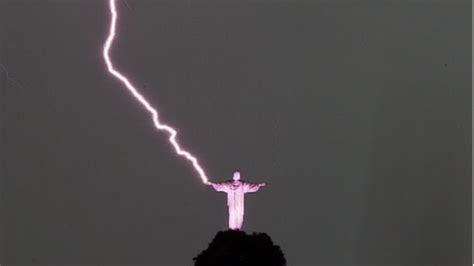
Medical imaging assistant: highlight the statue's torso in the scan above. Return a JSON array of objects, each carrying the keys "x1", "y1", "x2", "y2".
[{"x1": 225, "y1": 181, "x2": 246, "y2": 208}]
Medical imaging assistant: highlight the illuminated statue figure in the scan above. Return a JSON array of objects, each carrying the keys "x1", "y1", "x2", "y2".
[{"x1": 207, "y1": 171, "x2": 266, "y2": 230}]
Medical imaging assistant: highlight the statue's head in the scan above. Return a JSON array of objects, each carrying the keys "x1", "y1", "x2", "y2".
[{"x1": 232, "y1": 171, "x2": 241, "y2": 181}]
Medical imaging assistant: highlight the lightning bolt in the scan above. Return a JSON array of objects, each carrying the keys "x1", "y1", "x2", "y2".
[{"x1": 103, "y1": 0, "x2": 209, "y2": 184}]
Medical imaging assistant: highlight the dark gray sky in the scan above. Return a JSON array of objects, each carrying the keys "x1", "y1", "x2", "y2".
[{"x1": 1, "y1": 0, "x2": 471, "y2": 265}]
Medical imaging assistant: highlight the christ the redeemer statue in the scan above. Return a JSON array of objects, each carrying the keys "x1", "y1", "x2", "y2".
[{"x1": 207, "y1": 171, "x2": 266, "y2": 230}]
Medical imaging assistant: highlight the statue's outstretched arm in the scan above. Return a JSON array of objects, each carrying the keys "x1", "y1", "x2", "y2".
[
  {"x1": 245, "y1": 182, "x2": 266, "y2": 193},
  {"x1": 208, "y1": 181, "x2": 228, "y2": 192}
]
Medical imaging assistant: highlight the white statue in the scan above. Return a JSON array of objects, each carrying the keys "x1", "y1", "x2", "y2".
[{"x1": 207, "y1": 171, "x2": 266, "y2": 230}]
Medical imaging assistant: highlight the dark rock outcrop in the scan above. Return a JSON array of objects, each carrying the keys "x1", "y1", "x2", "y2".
[{"x1": 194, "y1": 230, "x2": 286, "y2": 266}]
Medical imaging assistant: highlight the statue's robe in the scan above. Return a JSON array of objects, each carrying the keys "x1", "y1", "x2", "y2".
[{"x1": 211, "y1": 180, "x2": 262, "y2": 230}]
